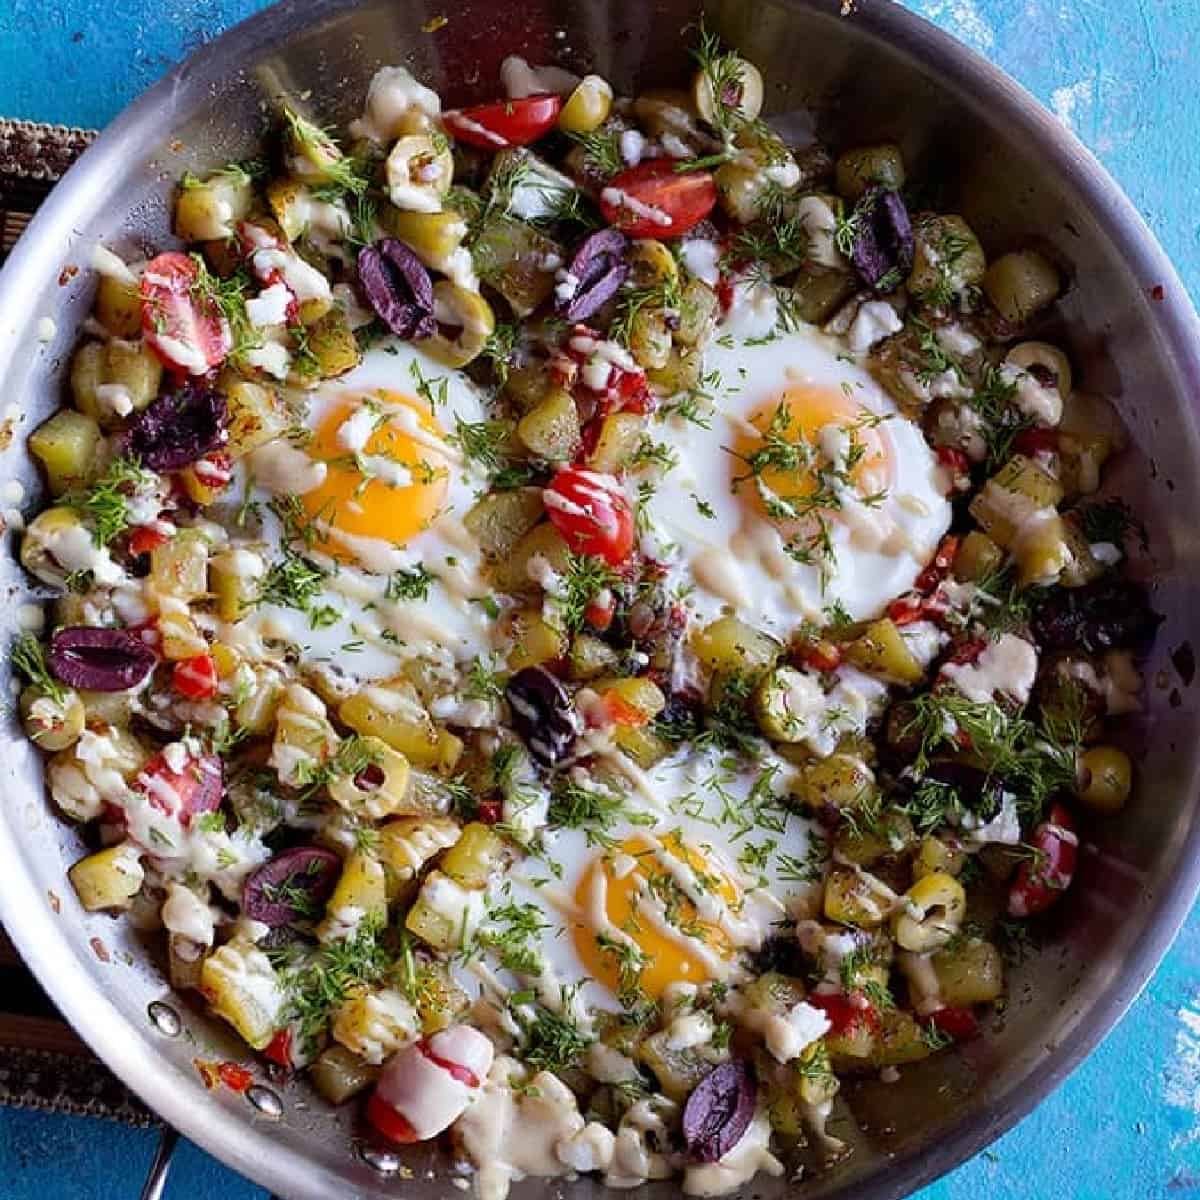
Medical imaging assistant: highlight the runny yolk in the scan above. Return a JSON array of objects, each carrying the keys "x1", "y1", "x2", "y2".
[
  {"x1": 734, "y1": 386, "x2": 895, "y2": 520},
  {"x1": 300, "y1": 389, "x2": 451, "y2": 554},
  {"x1": 572, "y1": 832, "x2": 741, "y2": 1001}
]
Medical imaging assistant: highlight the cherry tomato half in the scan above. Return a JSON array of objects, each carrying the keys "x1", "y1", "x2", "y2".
[
  {"x1": 927, "y1": 1005, "x2": 979, "y2": 1042},
  {"x1": 128, "y1": 526, "x2": 170, "y2": 557},
  {"x1": 263, "y1": 1028, "x2": 293, "y2": 1068},
  {"x1": 1008, "y1": 802, "x2": 1078, "y2": 918},
  {"x1": 443, "y1": 94, "x2": 562, "y2": 150},
  {"x1": 598, "y1": 160, "x2": 717, "y2": 239},
  {"x1": 173, "y1": 653, "x2": 220, "y2": 701},
  {"x1": 140, "y1": 251, "x2": 231, "y2": 376},
  {"x1": 544, "y1": 467, "x2": 635, "y2": 567},
  {"x1": 806, "y1": 990, "x2": 878, "y2": 1036},
  {"x1": 366, "y1": 1091, "x2": 420, "y2": 1144},
  {"x1": 133, "y1": 748, "x2": 223, "y2": 827}
]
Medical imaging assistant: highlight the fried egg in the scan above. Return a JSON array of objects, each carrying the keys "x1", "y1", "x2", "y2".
[
  {"x1": 641, "y1": 322, "x2": 952, "y2": 632},
  {"x1": 473, "y1": 743, "x2": 817, "y2": 1012},
  {"x1": 238, "y1": 341, "x2": 497, "y2": 678}
]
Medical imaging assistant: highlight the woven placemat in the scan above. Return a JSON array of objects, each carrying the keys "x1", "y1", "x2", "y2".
[{"x1": 0, "y1": 116, "x2": 153, "y2": 1126}]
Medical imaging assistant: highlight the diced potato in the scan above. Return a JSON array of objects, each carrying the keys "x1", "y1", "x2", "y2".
[
  {"x1": 969, "y1": 455, "x2": 1064, "y2": 548},
  {"x1": 872, "y1": 1009, "x2": 933, "y2": 1068},
  {"x1": 150, "y1": 529, "x2": 210, "y2": 602},
  {"x1": 908, "y1": 214, "x2": 986, "y2": 304},
  {"x1": 440, "y1": 822, "x2": 505, "y2": 889},
  {"x1": 301, "y1": 308, "x2": 361, "y2": 380},
  {"x1": 569, "y1": 634, "x2": 621, "y2": 681},
  {"x1": 200, "y1": 939, "x2": 285, "y2": 1051},
  {"x1": 952, "y1": 530, "x2": 1004, "y2": 583},
  {"x1": 646, "y1": 345, "x2": 703, "y2": 396},
  {"x1": 234, "y1": 666, "x2": 285, "y2": 735},
  {"x1": 1015, "y1": 511, "x2": 1072, "y2": 587},
  {"x1": 209, "y1": 549, "x2": 261, "y2": 621},
  {"x1": 674, "y1": 278, "x2": 719, "y2": 347},
  {"x1": 587, "y1": 412, "x2": 645, "y2": 473},
  {"x1": 507, "y1": 612, "x2": 568, "y2": 671},
  {"x1": 69, "y1": 842, "x2": 144, "y2": 912},
  {"x1": 823, "y1": 863, "x2": 890, "y2": 928},
  {"x1": 28, "y1": 409, "x2": 102, "y2": 495},
  {"x1": 595, "y1": 676, "x2": 667, "y2": 724},
  {"x1": 310, "y1": 1043, "x2": 380, "y2": 1105},
  {"x1": 796, "y1": 753, "x2": 876, "y2": 813},
  {"x1": 376, "y1": 816, "x2": 461, "y2": 899},
  {"x1": 835, "y1": 811, "x2": 915, "y2": 867},
  {"x1": 629, "y1": 306, "x2": 672, "y2": 370},
  {"x1": 167, "y1": 933, "x2": 207, "y2": 992},
  {"x1": 283, "y1": 107, "x2": 349, "y2": 184},
  {"x1": 72, "y1": 340, "x2": 162, "y2": 430},
  {"x1": 465, "y1": 488, "x2": 545, "y2": 559},
  {"x1": 492, "y1": 521, "x2": 571, "y2": 594},
  {"x1": 158, "y1": 608, "x2": 208, "y2": 661},
  {"x1": 611, "y1": 724, "x2": 672, "y2": 769},
  {"x1": 692, "y1": 616, "x2": 780, "y2": 675},
  {"x1": 754, "y1": 665, "x2": 818, "y2": 743},
  {"x1": 789, "y1": 268, "x2": 857, "y2": 325},
  {"x1": 317, "y1": 853, "x2": 388, "y2": 941},
  {"x1": 332, "y1": 986, "x2": 419, "y2": 1064},
  {"x1": 516, "y1": 387, "x2": 581, "y2": 461},
  {"x1": 328, "y1": 736, "x2": 413, "y2": 821},
  {"x1": 1058, "y1": 519, "x2": 1106, "y2": 589},
  {"x1": 175, "y1": 170, "x2": 254, "y2": 241},
  {"x1": 835, "y1": 143, "x2": 905, "y2": 202},
  {"x1": 983, "y1": 249, "x2": 1061, "y2": 325},
  {"x1": 844, "y1": 618, "x2": 924, "y2": 685},
  {"x1": 627, "y1": 239, "x2": 678, "y2": 289},
  {"x1": 410, "y1": 960, "x2": 471, "y2": 1034},
  {"x1": 94, "y1": 274, "x2": 142, "y2": 338},
  {"x1": 405, "y1": 869, "x2": 477, "y2": 951},
  {"x1": 503, "y1": 362, "x2": 552, "y2": 413},
  {"x1": 223, "y1": 378, "x2": 291, "y2": 459},
  {"x1": 338, "y1": 686, "x2": 463, "y2": 772},
  {"x1": 638, "y1": 1029, "x2": 717, "y2": 1101},
  {"x1": 272, "y1": 684, "x2": 339, "y2": 787},
  {"x1": 266, "y1": 177, "x2": 312, "y2": 243},
  {"x1": 932, "y1": 938, "x2": 1004, "y2": 1006},
  {"x1": 476, "y1": 214, "x2": 564, "y2": 316},
  {"x1": 742, "y1": 971, "x2": 807, "y2": 1015}
]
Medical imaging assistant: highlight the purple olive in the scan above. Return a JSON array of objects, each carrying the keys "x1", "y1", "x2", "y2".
[
  {"x1": 850, "y1": 187, "x2": 914, "y2": 293},
  {"x1": 357, "y1": 239, "x2": 436, "y2": 339},
  {"x1": 123, "y1": 384, "x2": 228, "y2": 471},
  {"x1": 242, "y1": 847, "x2": 342, "y2": 928},
  {"x1": 48, "y1": 626, "x2": 157, "y2": 691},
  {"x1": 506, "y1": 666, "x2": 579, "y2": 767},
  {"x1": 682, "y1": 1060, "x2": 756, "y2": 1164},
  {"x1": 1032, "y1": 578, "x2": 1160, "y2": 653},
  {"x1": 557, "y1": 228, "x2": 629, "y2": 322}
]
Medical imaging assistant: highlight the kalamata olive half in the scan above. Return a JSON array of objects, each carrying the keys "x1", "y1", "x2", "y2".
[
  {"x1": 682, "y1": 1059, "x2": 756, "y2": 1164},
  {"x1": 850, "y1": 187, "x2": 914, "y2": 293},
  {"x1": 357, "y1": 238, "x2": 436, "y2": 339},
  {"x1": 558, "y1": 228, "x2": 629, "y2": 322},
  {"x1": 48, "y1": 627, "x2": 157, "y2": 691},
  {"x1": 505, "y1": 666, "x2": 579, "y2": 767},
  {"x1": 1032, "y1": 578, "x2": 1161, "y2": 653},
  {"x1": 242, "y1": 846, "x2": 342, "y2": 928},
  {"x1": 123, "y1": 384, "x2": 228, "y2": 471}
]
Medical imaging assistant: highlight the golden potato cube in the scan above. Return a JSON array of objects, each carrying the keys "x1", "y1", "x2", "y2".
[
  {"x1": 822, "y1": 863, "x2": 890, "y2": 928},
  {"x1": 338, "y1": 688, "x2": 463, "y2": 773},
  {"x1": 587, "y1": 412, "x2": 645, "y2": 473},
  {"x1": 175, "y1": 171, "x2": 254, "y2": 241},
  {"x1": 516, "y1": 387, "x2": 581, "y2": 462},
  {"x1": 492, "y1": 521, "x2": 571, "y2": 594},
  {"x1": 692, "y1": 616, "x2": 781, "y2": 675},
  {"x1": 69, "y1": 842, "x2": 144, "y2": 912},
  {"x1": 932, "y1": 938, "x2": 1004, "y2": 1007},
  {"x1": 224, "y1": 379, "x2": 291, "y2": 459},
  {"x1": 507, "y1": 612, "x2": 568, "y2": 671},
  {"x1": 464, "y1": 488, "x2": 545, "y2": 559},
  {"x1": 94, "y1": 274, "x2": 142, "y2": 337},
  {"x1": 28, "y1": 409, "x2": 102, "y2": 496},
  {"x1": 844, "y1": 618, "x2": 924, "y2": 685},
  {"x1": 440, "y1": 822, "x2": 504, "y2": 889}
]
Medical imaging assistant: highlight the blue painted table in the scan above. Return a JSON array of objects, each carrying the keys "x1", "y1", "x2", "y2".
[{"x1": 1, "y1": 2, "x2": 1198, "y2": 1197}]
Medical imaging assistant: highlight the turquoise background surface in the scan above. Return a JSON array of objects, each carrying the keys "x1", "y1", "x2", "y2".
[{"x1": 1, "y1": 1, "x2": 1199, "y2": 1197}]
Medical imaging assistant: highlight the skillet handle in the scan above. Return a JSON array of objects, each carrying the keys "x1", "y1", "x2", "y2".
[
  {"x1": 138, "y1": 1125, "x2": 286, "y2": 1200},
  {"x1": 139, "y1": 1126, "x2": 180, "y2": 1200}
]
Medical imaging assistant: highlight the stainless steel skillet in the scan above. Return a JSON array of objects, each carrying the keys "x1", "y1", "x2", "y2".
[{"x1": 1, "y1": 1, "x2": 1199, "y2": 1197}]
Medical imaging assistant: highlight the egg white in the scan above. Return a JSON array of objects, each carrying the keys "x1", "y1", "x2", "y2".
[{"x1": 640, "y1": 323, "x2": 952, "y2": 634}]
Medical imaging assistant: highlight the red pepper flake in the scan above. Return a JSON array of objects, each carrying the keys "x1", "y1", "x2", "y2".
[
  {"x1": 58, "y1": 265, "x2": 79, "y2": 286},
  {"x1": 89, "y1": 937, "x2": 110, "y2": 963},
  {"x1": 47, "y1": 889, "x2": 61, "y2": 914},
  {"x1": 217, "y1": 1061, "x2": 255, "y2": 1093},
  {"x1": 194, "y1": 1058, "x2": 220, "y2": 1090},
  {"x1": 1148, "y1": 284, "x2": 1165, "y2": 302}
]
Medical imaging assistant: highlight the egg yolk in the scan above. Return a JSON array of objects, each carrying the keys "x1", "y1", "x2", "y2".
[
  {"x1": 735, "y1": 386, "x2": 894, "y2": 520},
  {"x1": 300, "y1": 390, "x2": 451, "y2": 554},
  {"x1": 573, "y1": 832, "x2": 740, "y2": 1000}
]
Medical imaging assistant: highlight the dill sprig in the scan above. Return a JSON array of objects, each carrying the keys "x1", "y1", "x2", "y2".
[
  {"x1": 258, "y1": 552, "x2": 327, "y2": 613},
  {"x1": 967, "y1": 363, "x2": 1029, "y2": 470},
  {"x1": 189, "y1": 254, "x2": 261, "y2": 359},
  {"x1": 690, "y1": 22, "x2": 750, "y2": 139},
  {"x1": 510, "y1": 992, "x2": 593, "y2": 1073},
  {"x1": 292, "y1": 734, "x2": 383, "y2": 800},
  {"x1": 11, "y1": 633, "x2": 66, "y2": 704},
  {"x1": 469, "y1": 901, "x2": 549, "y2": 975},
  {"x1": 63, "y1": 456, "x2": 155, "y2": 548},
  {"x1": 1077, "y1": 497, "x2": 1147, "y2": 552},
  {"x1": 552, "y1": 552, "x2": 620, "y2": 634},
  {"x1": 548, "y1": 776, "x2": 654, "y2": 847},
  {"x1": 566, "y1": 128, "x2": 624, "y2": 178},
  {"x1": 480, "y1": 321, "x2": 520, "y2": 385},
  {"x1": 282, "y1": 107, "x2": 370, "y2": 197},
  {"x1": 384, "y1": 564, "x2": 435, "y2": 602},
  {"x1": 609, "y1": 273, "x2": 684, "y2": 349},
  {"x1": 696, "y1": 671, "x2": 762, "y2": 753}
]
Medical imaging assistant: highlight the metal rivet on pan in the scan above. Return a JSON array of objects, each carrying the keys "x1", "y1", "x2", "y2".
[
  {"x1": 247, "y1": 1085, "x2": 284, "y2": 1118},
  {"x1": 147, "y1": 1001, "x2": 181, "y2": 1037},
  {"x1": 360, "y1": 1146, "x2": 403, "y2": 1174}
]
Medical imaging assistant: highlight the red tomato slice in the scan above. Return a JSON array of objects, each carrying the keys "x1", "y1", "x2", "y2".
[
  {"x1": 133, "y1": 749, "x2": 223, "y2": 827},
  {"x1": 263, "y1": 1028, "x2": 293, "y2": 1068},
  {"x1": 807, "y1": 990, "x2": 878, "y2": 1036},
  {"x1": 598, "y1": 160, "x2": 717, "y2": 238},
  {"x1": 128, "y1": 526, "x2": 170, "y2": 556},
  {"x1": 927, "y1": 1005, "x2": 979, "y2": 1042},
  {"x1": 140, "y1": 251, "x2": 231, "y2": 376},
  {"x1": 1008, "y1": 802, "x2": 1078, "y2": 918},
  {"x1": 544, "y1": 468, "x2": 635, "y2": 567},
  {"x1": 366, "y1": 1092, "x2": 420, "y2": 1144},
  {"x1": 173, "y1": 653, "x2": 219, "y2": 701},
  {"x1": 443, "y1": 94, "x2": 561, "y2": 150}
]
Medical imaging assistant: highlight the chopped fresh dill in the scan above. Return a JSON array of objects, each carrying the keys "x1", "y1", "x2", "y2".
[
  {"x1": 11, "y1": 633, "x2": 66, "y2": 704},
  {"x1": 63, "y1": 456, "x2": 154, "y2": 548},
  {"x1": 566, "y1": 128, "x2": 624, "y2": 178},
  {"x1": 384, "y1": 564, "x2": 435, "y2": 602}
]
